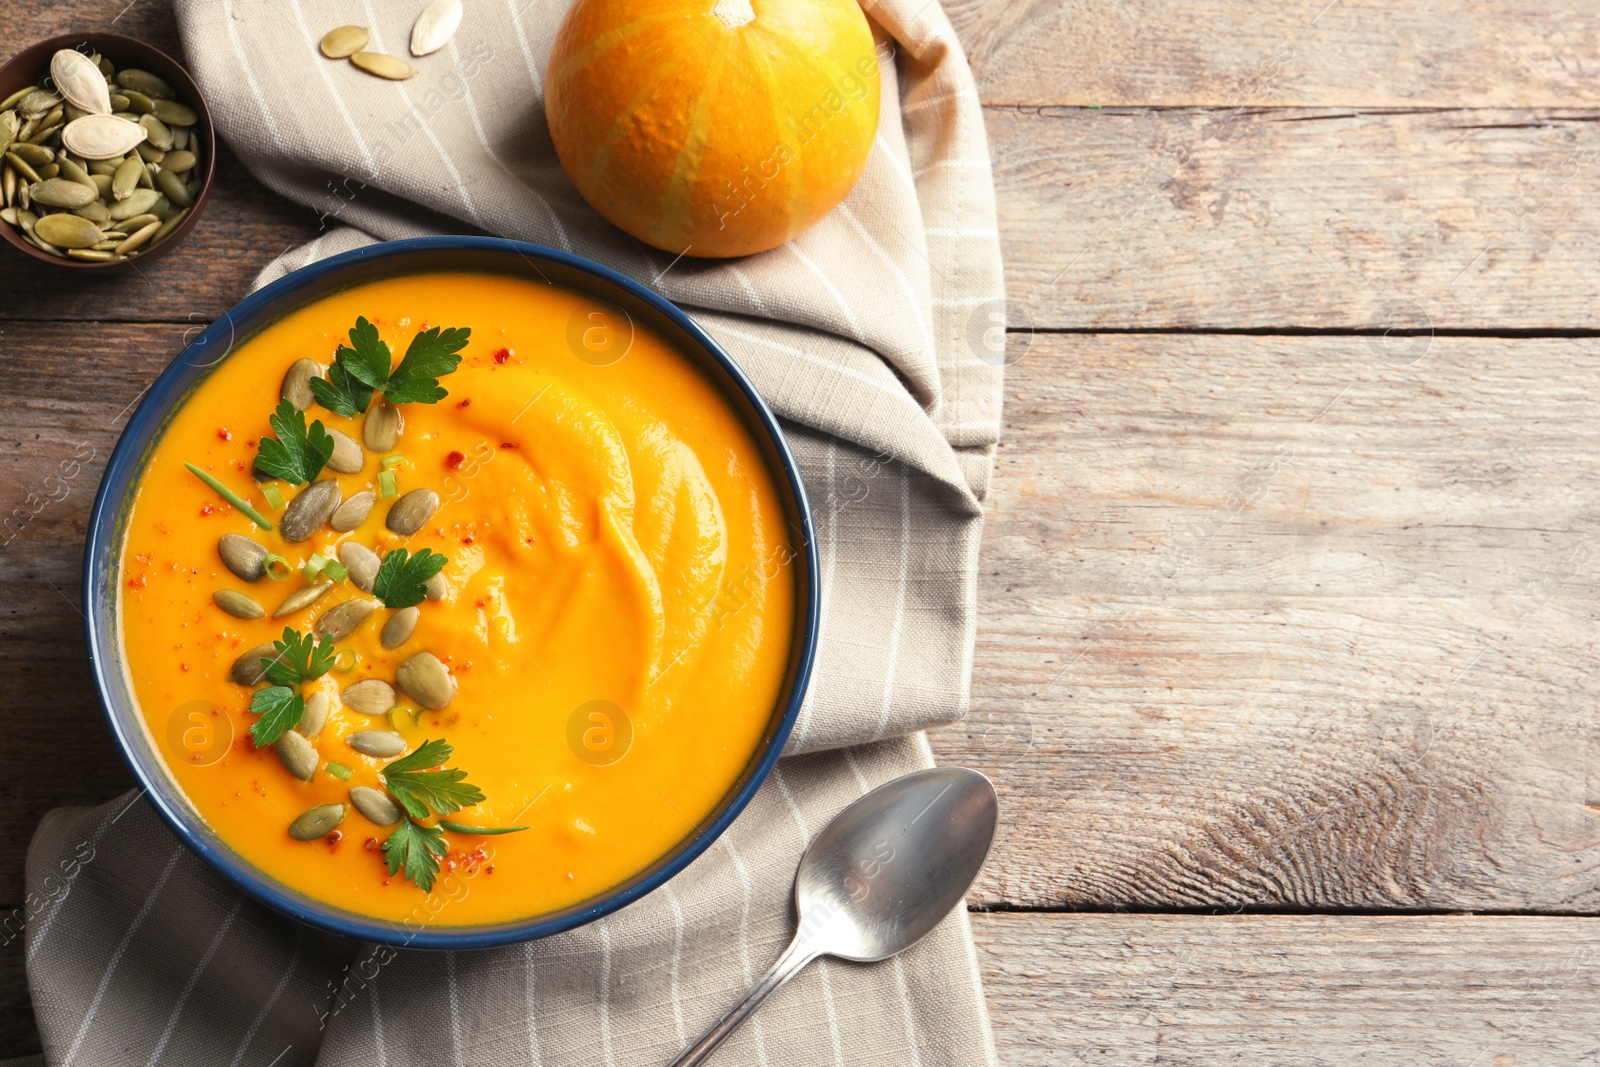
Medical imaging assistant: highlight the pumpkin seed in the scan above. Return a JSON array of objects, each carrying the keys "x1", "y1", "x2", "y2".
[
  {"x1": 330, "y1": 490, "x2": 375, "y2": 532},
  {"x1": 326, "y1": 429, "x2": 364, "y2": 474},
  {"x1": 90, "y1": 239, "x2": 122, "y2": 252},
  {"x1": 65, "y1": 248, "x2": 120, "y2": 262},
  {"x1": 113, "y1": 219, "x2": 161, "y2": 255},
  {"x1": 108, "y1": 93, "x2": 129, "y2": 112},
  {"x1": 315, "y1": 597, "x2": 378, "y2": 640},
  {"x1": 4, "y1": 152, "x2": 41, "y2": 184},
  {"x1": 33, "y1": 163, "x2": 59, "y2": 180},
  {"x1": 111, "y1": 156, "x2": 141, "y2": 200},
  {"x1": 363, "y1": 396, "x2": 402, "y2": 451},
  {"x1": 280, "y1": 479, "x2": 342, "y2": 542},
  {"x1": 280, "y1": 357, "x2": 323, "y2": 410},
  {"x1": 347, "y1": 730, "x2": 406, "y2": 758},
  {"x1": 342, "y1": 679, "x2": 396, "y2": 717},
  {"x1": 0, "y1": 88, "x2": 31, "y2": 112},
  {"x1": 349, "y1": 785, "x2": 402, "y2": 826},
  {"x1": 139, "y1": 114, "x2": 174, "y2": 152},
  {"x1": 151, "y1": 98, "x2": 197, "y2": 126},
  {"x1": 86, "y1": 174, "x2": 113, "y2": 199},
  {"x1": 424, "y1": 570, "x2": 447, "y2": 601},
  {"x1": 276, "y1": 729, "x2": 318, "y2": 780},
  {"x1": 162, "y1": 149, "x2": 196, "y2": 173},
  {"x1": 380, "y1": 606, "x2": 420, "y2": 649},
  {"x1": 300, "y1": 691, "x2": 332, "y2": 738},
  {"x1": 134, "y1": 140, "x2": 164, "y2": 163},
  {"x1": 26, "y1": 232, "x2": 62, "y2": 256},
  {"x1": 154, "y1": 165, "x2": 192, "y2": 207},
  {"x1": 108, "y1": 187, "x2": 159, "y2": 220},
  {"x1": 51, "y1": 49, "x2": 112, "y2": 115},
  {"x1": 229, "y1": 642, "x2": 280, "y2": 686},
  {"x1": 61, "y1": 114, "x2": 146, "y2": 160},
  {"x1": 30, "y1": 177, "x2": 95, "y2": 208},
  {"x1": 171, "y1": 124, "x2": 189, "y2": 150},
  {"x1": 19, "y1": 91, "x2": 61, "y2": 117},
  {"x1": 351, "y1": 51, "x2": 419, "y2": 80},
  {"x1": 218, "y1": 533, "x2": 269, "y2": 581},
  {"x1": 118, "y1": 211, "x2": 159, "y2": 231},
  {"x1": 273, "y1": 580, "x2": 334, "y2": 618},
  {"x1": 95, "y1": 54, "x2": 115, "y2": 78},
  {"x1": 411, "y1": 0, "x2": 464, "y2": 56},
  {"x1": 337, "y1": 541, "x2": 380, "y2": 592},
  {"x1": 288, "y1": 803, "x2": 345, "y2": 840},
  {"x1": 33, "y1": 212, "x2": 102, "y2": 248},
  {"x1": 120, "y1": 89, "x2": 154, "y2": 116},
  {"x1": 213, "y1": 588, "x2": 265, "y2": 619},
  {"x1": 87, "y1": 157, "x2": 119, "y2": 176},
  {"x1": 386, "y1": 488, "x2": 439, "y2": 536},
  {"x1": 57, "y1": 155, "x2": 95, "y2": 190},
  {"x1": 150, "y1": 205, "x2": 189, "y2": 242},
  {"x1": 320, "y1": 25, "x2": 371, "y2": 59},
  {"x1": 1, "y1": 166, "x2": 12, "y2": 207},
  {"x1": 0, "y1": 207, "x2": 14, "y2": 226},
  {"x1": 8, "y1": 142, "x2": 53, "y2": 166},
  {"x1": 76, "y1": 199, "x2": 113, "y2": 223},
  {"x1": 26, "y1": 120, "x2": 63, "y2": 147},
  {"x1": 116, "y1": 69, "x2": 175, "y2": 100},
  {"x1": 396, "y1": 651, "x2": 454, "y2": 710}
]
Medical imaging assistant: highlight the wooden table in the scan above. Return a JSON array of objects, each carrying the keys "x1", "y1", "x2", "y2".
[{"x1": 4, "y1": 0, "x2": 1598, "y2": 1060}]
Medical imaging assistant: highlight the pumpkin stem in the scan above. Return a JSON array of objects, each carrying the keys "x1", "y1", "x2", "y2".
[{"x1": 711, "y1": 0, "x2": 755, "y2": 29}]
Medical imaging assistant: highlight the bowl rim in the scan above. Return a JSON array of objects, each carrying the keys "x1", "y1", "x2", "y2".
[
  {"x1": 0, "y1": 30, "x2": 217, "y2": 272},
  {"x1": 82, "y1": 235, "x2": 821, "y2": 949}
]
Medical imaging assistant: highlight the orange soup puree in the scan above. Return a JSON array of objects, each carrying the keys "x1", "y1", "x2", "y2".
[{"x1": 119, "y1": 271, "x2": 795, "y2": 925}]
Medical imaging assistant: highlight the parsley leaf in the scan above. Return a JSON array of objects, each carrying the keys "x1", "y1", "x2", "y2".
[
  {"x1": 381, "y1": 738, "x2": 486, "y2": 819},
  {"x1": 311, "y1": 316, "x2": 469, "y2": 416},
  {"x1": 262, "y1": 626, "x2": 338, "y2": 688},
  {"x1": 382, "y1": 817, "x2": 448, "y2": 893},
  {"x1": 255, "y1": 399, "x2": 335, "y2": 485},
  {"x1": 249, "y1": 686, "x2": 304, "y2": 746},
  {"x1": 383, "y1": 326, "x2": 471, "y2": 405},
  {"x1": 372, "y1": 548, "x2": 449, "y2": 609}
]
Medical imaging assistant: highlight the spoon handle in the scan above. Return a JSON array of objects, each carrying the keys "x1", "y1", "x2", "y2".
[{"x1": 667, "y1": 933, "x2": 818, "y2": 1067}]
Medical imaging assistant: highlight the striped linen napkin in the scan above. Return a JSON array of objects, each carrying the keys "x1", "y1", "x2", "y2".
[{"x1": 18, "y1": 0, "x2": 1006, "y2": 1063}]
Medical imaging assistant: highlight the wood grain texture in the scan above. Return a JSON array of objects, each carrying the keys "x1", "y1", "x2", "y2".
[
  {"x1": 946, "y1": 0, "x2": 1600, "y2": 108},
  {"x1": 987, "y1": 106, "x2": 1600, "y2": 330},
  {"x1": 975, "y1": 912, "x2": 1600, "y2": 1066},
  {"x1": 928, "y1": 332, "x2": 1600, "y2": 911}
]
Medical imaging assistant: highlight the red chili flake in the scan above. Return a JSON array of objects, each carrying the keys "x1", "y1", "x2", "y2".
[
  {"x1": 499, "y1": 442, "x2": 516, "y2": 449},
  {"x1": 128, "y1": 575, "x2": 146, "y2": 589},
  {"x1": 485, "y1": 865, "x2": 495, "y2": 875},
  {"x1": 217, "y1": 428, "x2": 232, "y2": 441},
  {"x1": 200, "y1": 502, "x2": 219, "y2": 516},
  {"x1": 180, "y1": 663, "x2": 189, "y2": 672},
  {"x1": 492, "y1": 347, "x2": 511, "y2": 364},
  {"x1": 457, "y1": 398, "x2": 472, "y2": 408},
  {"x1": 364, "y1": 837, "x2": 381, "y2": 853},
  {"x1": 325, "y1": 831, "x2": 343, "y2": 851},
  {"x1": 474, "y1": 598, "x2": 487, "y2": 609},
  {"x1": 136, "y1": 551, "x2": 152, "y2": 564},
  {"x1": 245, "y1": 439, "x2": 257, "y2": 448},
  {"x1": 445, "y1": 450, "x2": 465, "y2": 469},
  {"x1": 462, "y1": 536, "x2": 474, "y2": 545}
]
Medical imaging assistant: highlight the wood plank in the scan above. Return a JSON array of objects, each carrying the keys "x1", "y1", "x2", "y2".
[
  {"x1": 927, "y1": 331, "x2": 1600, "y2": 911},
  {"x1": 947, "y1": 0, "x2": 1600, "y2": 108},
  {"x1": 973, "y1": 912, "x2": 1600, "y2": 1066},
  {"x1": 987, "y1": 106, "x2": 1600, "y2": 330}
]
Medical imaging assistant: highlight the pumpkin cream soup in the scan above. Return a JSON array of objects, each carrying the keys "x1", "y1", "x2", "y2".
[{"x1": 119, "y1": 271, "x2": 796, "y2": 925}]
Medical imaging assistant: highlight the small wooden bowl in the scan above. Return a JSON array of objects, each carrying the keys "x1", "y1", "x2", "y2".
[{"x1": 0, "y1": 32, "x2": 215, "y2": 272}]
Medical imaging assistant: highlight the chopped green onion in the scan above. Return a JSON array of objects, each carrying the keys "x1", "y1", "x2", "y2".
[
  {"x1": 333, "y1": 648, "x2": 359, "y2": 672},
  {"x1": 322, "y1": 560, "x2": 349, "y2": 583},
  {"x1": 261, "y1": 482, "x2": 285, "y2": 511},
  {"x1": 378, "y1": 470, "x2": 398, "y2": 498},
  {"x1": 184, "y1": 463, "x2": 272, "y2": 529},
  {"x1": 262, "y1": 552, "x2": 291, "y2": 581},
  {"x1": 388, "y1": 707, "x2": 414, "y2": 732},
  {"x1": 302, "y1": 553, "x2": 329, "y2": 581},
  {"x1": 325, "y1": 761, "x2": 354, "y2": 780},
  {"x1": 438, "y1": 820, "x2": 530, "y2": 836},
  {"x1": 380, "y1": 453, "x2": 407, "y2": 470}
]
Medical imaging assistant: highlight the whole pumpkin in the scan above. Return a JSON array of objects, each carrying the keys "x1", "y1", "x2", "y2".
[{"x1": 545, "y1": 0, "x2": 882, "y2": 259}]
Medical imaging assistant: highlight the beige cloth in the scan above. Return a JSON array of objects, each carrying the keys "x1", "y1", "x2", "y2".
[{"x1": 20, "y1": 0, "x2": 1007, "y2": 1063}]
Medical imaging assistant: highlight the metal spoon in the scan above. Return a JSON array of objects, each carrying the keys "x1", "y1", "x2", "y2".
[{"x1": 668, "y1": 766, "x2": 999, "y2": 1067}]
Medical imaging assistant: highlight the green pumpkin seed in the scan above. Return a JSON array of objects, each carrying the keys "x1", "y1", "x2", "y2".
[
  {"x1": 138, "y1": 114, "x2": 173, "y2": 152},
  {"x1": 229, "y1": 642, "x2": 280, "y2": 686},
  {"x1": 19, "y1": 91, "x2": 61, "y2": 117},
  {"x1": 288, "y1": 803, "x2": 345, "y2": 841},
  {"x1": 86, "y1": 174, "x2": 112, "y2": 199},
  {"x1": 68, "y1": 248, "x2": 123, "y2": 262},
  {"x1": 4, "y1": 152, "x2": 41, "y2": 184},
  {"x1": 336, "y1": 542, "x2": 380, "y2": 592},
  {"x1": 273, "y1": 580, "x2": 335, "y2": 618},
  {"x1": 108, "y1": 93, "x2": 129, "y2": 112},
  {"x1": 341, "y1": 680, "x2": 395, "y2": 717},
  {"x1": 0, "y1": 206, "x2": 15, "y2": 225},
  {"x1": 108, "y1": 187, "x2": 159, "y2": 220},
  {"x1": 174, "y1": 125, "x2": 190, "y2": 150},
  {"x1": 33, "y1": 212, "x2": 103, "y2": 248},
  {"x1": 134, "y1": 140, "x2": 164, "y2": 163},
  {"x1": 300, "y1": 691, "x2": 332, "y2": 738},
  {"x1": 26, "y1": 232, "x2": 63, "y2": 256},
  {"x1": 330, "y1": 490, "x2": 375, "y2": 532},
  {"x1": 120, "y1": 89, "x2": 155, "y2": 115},
  {"x1": 113, "y1": 219, "x2": 161, "y2": 255},
  {"x1": 280, "y1": 357, "x2": 323, "y2": 411},
  {"x1": 149, "y1": 205, "x2": 189, "y2": 243},
  {"x1": 218, "y1": 533, "x2": 269, "y2": 581},
  {"x1": 348, "y1": 786, "x2": 402, "y2": 827},
  {"x1": 26, "y1": 121, "x2": 62, "y2": 146},
  {"x1": 351, "y1": 51, "x2": 418, "y2": 81},
  {"x1": 281, "y1": 480, "x2": 342, "y2": 543},
  {"x1": 87, "y1": 157, "x2": 120, "y2": 176},
  {"x1": 347, "y1": 730, "x2": 406, "y2": 758},
  {"x1": 396, "y1": 651, "x2": 454, "y2": 710},
  {"x1": 213, "y1": 588, "x2": 265, "y2": 619},
  {"x1": 118, "y1": 211, "x2": 159, "y2": 231},
  {"x1": 96, "y1": 55, "x2": 114, "y2": 78},
  {"x1": 8, "y1": 142, "x2": 53, "y2": 166},
  {"x1": 321, "y1": 25, "x2": 371, "y2": 59},
  {"x1": 151, "y1": 98, "x2": 197, "y2": 126},
  {"x1": 276, "y1": 729, "x2": 319, "y2": 780},
  {"x1": 315, "y1": 598, "x2": 378, "y2": 640},
  {"x1": 57, "y1": 155, "x2": 94, "y2": 190},
  {"x1": 1, "y1": 166, "x2": 13, "y2": 207},
  {"x1": 33, "y1": 163, "x2": 58, "y2": 180},
  {"x1": 162, "y1": 149, "x2": 196, "y2": 173},
  {"x1": 149, "y1": 193, "x2": 173, "y2": 219},
  {"x1": 90, "y1": 239, "x2": 121, "y2": 251},
  {"x1": 0, "y1": 88, "x2": 32, "y2": 112},
  {"x1": 380, "y1": 606, "x2": 420, "y2": 649},
  {"x1": 155, "y1": 165, "x2": 192, "y2": 207},
  {"x1": 386, "y1": 488, "x2": 439, "y2": 536},
  {"x1": 31, "y1": 177, "x2": 96, "y2": 208},
  {"x1": 111, "y1": 156, "x2": 142, "y2": 200},
  {"x1": 74, "y1": 200, "x2": 112, "y2": 224},
  {"x1": 116, "y1": 69, "x2": 175, "y2": 100}
]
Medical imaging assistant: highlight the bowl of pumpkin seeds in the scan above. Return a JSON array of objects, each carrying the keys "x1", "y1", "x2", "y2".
[{"x1": 0, "y1": 32, "x2": 213, "y2": 269}]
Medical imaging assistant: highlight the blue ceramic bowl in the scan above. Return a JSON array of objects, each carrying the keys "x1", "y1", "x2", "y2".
[{"x1": 83, "y1": 236, "x2": 819, "y2": 949}]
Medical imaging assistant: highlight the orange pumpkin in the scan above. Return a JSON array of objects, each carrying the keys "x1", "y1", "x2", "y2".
[{"x1": 545, "y1": 0, "x2": 882, "y2": 259}]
